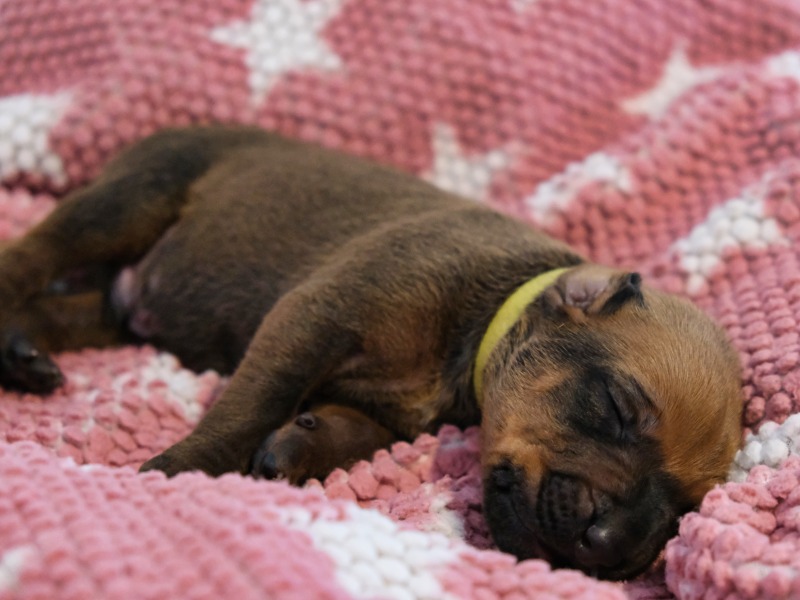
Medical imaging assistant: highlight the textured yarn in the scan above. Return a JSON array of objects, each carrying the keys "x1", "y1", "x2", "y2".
[{"x1": 3, "y1": 0, "x2": 800, "y2": 598}]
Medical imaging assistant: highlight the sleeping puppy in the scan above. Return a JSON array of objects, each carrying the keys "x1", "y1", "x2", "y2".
[{"x1": 0, "y1": 126, "x2": 742, "y2": 580}]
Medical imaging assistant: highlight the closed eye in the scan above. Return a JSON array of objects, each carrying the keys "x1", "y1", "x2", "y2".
[
  {"x1": 608, "y1": 391, "x2": 625, "y2": 436},
  {"x1": 595, "y1": 375, "x2": 639, "y2": 442},
  {"x1": 565, "y1": 370, "x2": 637, "y2": 441},
  {"x1": 598, "y1": 379, "x2": 626, "y2": 439}
]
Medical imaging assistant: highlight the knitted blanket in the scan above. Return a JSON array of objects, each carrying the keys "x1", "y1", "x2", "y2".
[{"x1": 2, "y1": 0, "x2": 800, "y2": 598}]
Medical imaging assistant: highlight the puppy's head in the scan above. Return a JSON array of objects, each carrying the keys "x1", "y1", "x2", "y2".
[
  {"x1": 251, "y1": 404, "x2": 395, "y2": 484},
  {"x1": 480, "y1": 264, "x2": 742, "y2": 580}
]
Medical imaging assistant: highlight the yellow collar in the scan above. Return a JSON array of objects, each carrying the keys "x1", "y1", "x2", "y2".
[{"x1": 473, "y1": 267, "x2": 571, "y2": 407}]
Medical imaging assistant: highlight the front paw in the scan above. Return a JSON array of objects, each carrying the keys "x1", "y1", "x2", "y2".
[
  {"x1": 0, "y1": 331, "x2": 63, "y2": 394},
  {"x1": 139, "y1": 436, "x2": 243, "y2": 477},
  {"x1": 139, "y1": 452, "x2": 186, "y2": 477}
]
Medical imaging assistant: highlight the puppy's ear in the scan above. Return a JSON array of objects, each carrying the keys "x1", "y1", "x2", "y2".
[{"x1": 543, "y1": 265, "x2": 643, "y2": 323}]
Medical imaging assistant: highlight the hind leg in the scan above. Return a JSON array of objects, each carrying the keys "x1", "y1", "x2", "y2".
[
  {"x1": 0, "y1": 127, "x2": 273, "y2": 393},
  {"x1": 0, "y1": 138, "x2": 197, "y2": 392},
  {"x1": 0, "y1": 127, "x2": 272, "y2": 310},
  {"x1": 0, "y1": 291, "x2": 123, "y2": 393}
]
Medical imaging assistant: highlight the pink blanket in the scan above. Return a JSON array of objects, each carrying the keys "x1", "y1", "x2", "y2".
[{"x1": 3, "y1": 0, "x2": 800, "y2": 598}]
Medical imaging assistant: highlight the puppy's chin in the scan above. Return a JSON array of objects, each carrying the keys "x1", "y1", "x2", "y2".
[{"x1": 483, "y1": 462, "x2": 683, "y2": 580}]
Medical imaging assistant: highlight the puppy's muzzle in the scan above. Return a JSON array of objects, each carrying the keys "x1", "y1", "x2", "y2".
[
  {"x1": 484, "y1": 463, "x2": 679, "y2": 579},
  {"x1": 535, "y1": 473, "x2": 626, "y2": 569}
]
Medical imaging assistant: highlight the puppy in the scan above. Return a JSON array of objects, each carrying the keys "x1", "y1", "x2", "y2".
[{"x1": 0, "y1": 126, "x2": 742, "y2": 580}]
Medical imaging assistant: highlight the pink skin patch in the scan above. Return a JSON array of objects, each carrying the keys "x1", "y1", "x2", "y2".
[
  {"x1": 111, "y1": 266, "x2": 137, "y2": 314},
  {"x1": 111, "y1": 266, "x2": 160, "y2": 338}
]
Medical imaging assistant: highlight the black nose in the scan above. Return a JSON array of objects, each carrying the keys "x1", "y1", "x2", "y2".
[
  {"x1": 256, "y1": 451, "x2": 284, "y2": 480},
  {"x1": 574, "y1": 523, "x2": 624, "y2": 568}
]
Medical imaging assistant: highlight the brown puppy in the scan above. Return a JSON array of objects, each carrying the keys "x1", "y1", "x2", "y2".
[{"x1": 0, "y1": 126, "x2": 742, "y2": 580}]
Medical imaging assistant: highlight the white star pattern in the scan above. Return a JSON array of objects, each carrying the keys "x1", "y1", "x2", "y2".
[
  {"x1": 0, "y1": 92, "x2": 71, "y2": 186},
  {"x1": 278, "y1": 504, "x2": 457, "y2": 600},
  {"x1": 0, "y1": 545, "x2": 35, "y2": 591},
  {"x1": 524, "y1": 152, "x2": 632, "y2": 224},
  {"x1": 621, "y1": 45, "x2": 725, "y2": 119},
  {"x1": 210, "y1": 0, "x2": 345, "y2": 106},
  {"x1": 424, "y1": 123, "x2": 508, "y2": 201},
  {"x1": 672, "y1": 169, "x2": 790, "y2": 295},
  {"x1": 730, "y1": 414, "x2": 800, "y2": 482},
  {"x1": 766, "y1": 50, "x2": 800, "y2": 84},
  {"x1": 510, "y1": 0, "x2": 538, "y2": 13},
  {"x1": 115, "y1": 352, "x2": 219, "y2": 423}
]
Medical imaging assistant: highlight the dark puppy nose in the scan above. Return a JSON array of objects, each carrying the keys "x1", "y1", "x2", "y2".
[
  {"x1": 535, "y1": 473, "x2": 633, "y2": 569},
  {"x1": 575, "y1": 523, "x2": 623, "y2": 568},
  {"x1": 256, "y1": 451, "x2": 284, "y2": 480}
]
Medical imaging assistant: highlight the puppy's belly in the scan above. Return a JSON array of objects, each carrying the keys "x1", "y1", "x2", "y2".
[{"x1": 109, "y1": 261, "x2": 263, "y2": 373}]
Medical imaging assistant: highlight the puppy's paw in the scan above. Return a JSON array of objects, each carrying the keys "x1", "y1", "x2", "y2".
[
  {"x1": 139, "y1": 453, "x2": 183, "y2": 477},
  {"x1": 139, "y1": 436, "x2": 242, "y2": 477},
  {"x1": 0, "y1": 331, "x2": 63, "y2": 394}
]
